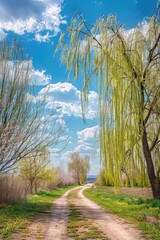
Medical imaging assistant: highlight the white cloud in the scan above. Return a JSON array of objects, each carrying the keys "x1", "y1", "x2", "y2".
[
  {"x1": 74, "y1": 144, "x2": 95, "y2": 153},
  {"x1": 38, "y1": 82, "x2": 98, "y2": 119},
  {"x1": 71, "y1": 126, "x2": 100, "y2": 173},
  {"x1": 77, "y1": 126, "x2": 99, "y2": 145},
  {"x1": 0, "y1": 60, "x2": 32, "y2": 84},
  {"x1": 123, "y1": 20, "x2": 149, "y2": 40},
  {"x1": 137, "y1": 20, "x2": 149, "y2": 37},
  {"x1": 39, "y1": 82, "x2": 80, "y2": 102},
  {"x1": 0, "y1": 0, "x2": 66, "y2": 41},
  {"x1": 76, "y1": 126, "x2": 99, "y2": 156},
  {"x1": 49, "y1": 126, "x2": 101, "y2": 175},
  {"x1": 35, "y1": 32, "x2": 52, "y2": 42},
  {"x1": 0, "y1": 59, "x2": 51, "y2": 86},
  {"x1": 31, "y1": 69, "x2": 51, "y2": 85}
]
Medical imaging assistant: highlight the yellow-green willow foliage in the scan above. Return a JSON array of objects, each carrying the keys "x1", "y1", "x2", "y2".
[{"x1": 57, "y1": 13, "x2": 160, "y2": 198}]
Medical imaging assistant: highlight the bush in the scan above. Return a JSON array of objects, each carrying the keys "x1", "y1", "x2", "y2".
[
  {"x1": 46, "y1": 168, "x2": 75, "y2": 190},
  {"x1": 0, "y1": 175, "x2": 28, "y2": 204}
]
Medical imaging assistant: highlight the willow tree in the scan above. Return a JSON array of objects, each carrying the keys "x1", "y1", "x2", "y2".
[
  {"x1": 57, "y1": 9, "x2": 160, "y2": 198},
  {"x1": 68, "y1": 152, "x2": 90, "y2": 185}
]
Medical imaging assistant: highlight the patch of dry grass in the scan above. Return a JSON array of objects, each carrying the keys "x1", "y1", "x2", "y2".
[{"x1": 67, "y1": 204, "x2": 108, "y2": 240}]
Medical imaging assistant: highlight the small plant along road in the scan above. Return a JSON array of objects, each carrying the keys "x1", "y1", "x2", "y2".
[{"x1": 12, "y1": 185, "x2": 147, "y2": 240}]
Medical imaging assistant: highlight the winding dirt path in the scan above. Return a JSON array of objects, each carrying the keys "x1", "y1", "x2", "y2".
[
  {"x1": 12, "y1": 185, "x2": 147, "y2": 240},
  {"x1": 45, "y1": 186, "x2": 82, "y2": 240},
  {"x1": 45, "y1": 184, "x2": 146, "y2": 240},
  {"x1": 72, "y1": 184, "x2": 146, "y2": 240}
]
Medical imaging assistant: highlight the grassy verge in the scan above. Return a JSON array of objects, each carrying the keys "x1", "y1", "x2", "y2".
[
  {"x1": 84, "y1": 186, "x2": 160, "y2": 240},
  {"x1": 0, "y1": 186, "x2": 75, "y2": 239},
  {"x1": 67, "y1": 204, "x2": 108, "y2": 240}
]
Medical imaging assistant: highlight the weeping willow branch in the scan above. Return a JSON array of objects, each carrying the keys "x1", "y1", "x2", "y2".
[{"x1": 57, "y1": 9, "x2": 160, "y2": 198}]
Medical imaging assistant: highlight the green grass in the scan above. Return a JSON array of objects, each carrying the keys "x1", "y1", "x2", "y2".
[
  {"x1": 84, "y1": 186, "x2": 160, "y2": 240},
  {"x1": 0, "y1": 186, "x2": 75, "y2": 239}
]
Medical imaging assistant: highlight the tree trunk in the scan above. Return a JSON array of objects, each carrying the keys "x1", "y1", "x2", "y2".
[
  {"x1": 30, "y1": 181, "x2": 33, "y2": 194},
  {"x1": 140, "y1": 82, "x2": 160, "y2": 199},
  {"x1": 35, "y1": 183, "x2": 38, "y2": 194},
  {"x1": 77, "y1": 178, "x2": 81, "y2": 185},
  {"x1": 142, "y1": 128, "x2": 160, "y2": 199},
  {"x1": 77, "y1": 172, "x2": 81, "y2": 185}
]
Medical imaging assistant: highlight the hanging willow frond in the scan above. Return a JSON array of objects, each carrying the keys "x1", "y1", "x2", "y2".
[{"x1": 56, "y1": 13, "x2": 160, "y2": 188}]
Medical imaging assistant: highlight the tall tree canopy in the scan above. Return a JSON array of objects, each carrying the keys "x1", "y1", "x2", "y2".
[{"x1": 57, "y1": 9, "x2": 160, "y2": 198}]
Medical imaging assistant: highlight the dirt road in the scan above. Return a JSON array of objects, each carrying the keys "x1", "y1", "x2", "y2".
[
  {"x1": 71, "y1": 185, "x2": 146, "y2": 240},
  {"x1": 13, "y1": 185, "x2": 147, "y2": 240},
  {"x1": 45, "y1": 186, "x2": 82, "y2": 240}
]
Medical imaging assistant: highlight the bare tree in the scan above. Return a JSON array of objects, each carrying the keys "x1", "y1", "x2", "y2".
[
  {"x1": 0, "y1": 40, "x2": 65, "y2": 173},
  {"x1": 68, "y1": 152, "x2": 90, "y2": 185}
]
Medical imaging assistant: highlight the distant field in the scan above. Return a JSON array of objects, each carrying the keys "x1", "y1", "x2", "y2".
[{"x1": 110, "y1": 186, "x2": 153, "y2": 198}]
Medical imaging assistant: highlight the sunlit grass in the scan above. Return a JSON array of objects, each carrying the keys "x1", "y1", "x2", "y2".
[
  {"x1": 84, "y1": 186, "x2": 160, "y2": 240},
  {"x1": 0, "y1": 186, "x2": 75, "y2": 239}
]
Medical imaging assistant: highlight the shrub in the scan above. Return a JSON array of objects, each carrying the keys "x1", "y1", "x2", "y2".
[{"x1": 0, "y1": 175, "x2": 28, "y2": 204}]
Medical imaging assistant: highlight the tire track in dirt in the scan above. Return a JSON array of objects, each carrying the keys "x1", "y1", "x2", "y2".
[
  {"x1": 45, "y1": 186, "x2": 82, "y2": 240},
  {"x1": 12, "y1": 185, "x2": 148, "y2": 240},
  {"x1": 70, "y1": 184, "x2": 147, "y2": 240}
]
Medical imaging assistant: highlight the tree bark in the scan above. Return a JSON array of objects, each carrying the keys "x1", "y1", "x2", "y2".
[
  {"x1": 77, "y1": 177, "x2": 81, "y2": 185},
  {"x1": 142, "y1": 128, "x2": 160, "y2": 199},
  {"x1": 140, "y1": 83, "x2": 160, "y2": 199},
  {"x1": 30, "y1": 181, "x2": 33, "y2": 194},
  {"x1": 35, "y1": 183, "x2": 38, "y2": 194}
]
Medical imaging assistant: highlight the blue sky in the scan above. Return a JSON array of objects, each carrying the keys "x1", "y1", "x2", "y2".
[{"x1": 0, "y1": 0, "x2": 157, "y2": 174}]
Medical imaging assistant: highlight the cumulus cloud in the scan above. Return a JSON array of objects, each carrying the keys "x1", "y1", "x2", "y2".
[
  {"x1": 0, "y1": 0, "x2": 66, "y2": 41},
  {"x1": 0, "y1": 59, "x2": 51, "y2": 86},
  {"x1": 122, "y1": 20, "x2": 149, "y2": 42},
  {"x1": 74, "y1": 125, "x2": 100, "y2": 174},
  {"x1": 77, "y1": 126, "x2": 99, "y2": 145},
  {"x1": 48, "y1": 126, "x2": 101, "y2": 174},
  {"x1": 38, "y1": 82, "x2": 98, "y2": 119},
  {"x1": 61, "y1": 126, "x2": 99, "y2": 158},
  {"x1": 69, "y1": 126, "x2": 100, "y2": 174},
  {"x1": 31, "y1": 69, "x2": 51, "y2": 85},
  {"x1": 76, "y1": 126, "x2": 99, "y2": 154},
  {"x1": 35, "y1": 32, "x2": 53, "y2": 42},
  {"x1": 74, "y1": 144, "x2": 95, "y2": 153}
]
